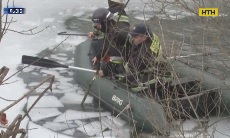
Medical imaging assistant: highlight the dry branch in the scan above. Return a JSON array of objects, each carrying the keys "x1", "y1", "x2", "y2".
[
  {"x1": 0, "y1": 66, "x2": 9, "y2": 85},
  {"x1": 0, "y1": 75, "x2": 55, "y2": 138},
  {"x1": 0, "y1": 75, "x2": 55, "y2": 114}
]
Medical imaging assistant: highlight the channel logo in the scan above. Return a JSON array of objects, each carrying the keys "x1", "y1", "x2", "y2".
[{"x1": 199, "y1": 8, "x2": 218, "y2": 17}]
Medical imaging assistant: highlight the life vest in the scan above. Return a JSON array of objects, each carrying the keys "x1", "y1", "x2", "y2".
[
  {"x1": 149, "y1": 33, "x2": 164, "y2": 61},
  {"x1": 112, "y1": 13, "x2": 129, "y2": 23}
]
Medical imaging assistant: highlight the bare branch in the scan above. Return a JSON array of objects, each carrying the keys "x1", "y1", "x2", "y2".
[
  {"x1": 5, "y1": 26, "x2": 49, "y2": 35},
  {"x1": 0, "y1": 76, "x2": 54, "y2": 114}
]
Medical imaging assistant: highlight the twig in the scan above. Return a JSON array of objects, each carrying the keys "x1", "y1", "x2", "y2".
[
  {"x1": 22, "y1": 75, "x2": 54, "y2": 120},
  {"x1": 116, "y1": 0, "x2": 131, "y2": 22},
  {"x1": 0, "y1": 66, "x2": 9, "y2": 84},
  {"x1": 0, "y1": 76, "x2": 54, "y2": 114},
  {"x1": 115, "y1": 104, "x2": 130, "y2": 118},
  {"x1": 2, "y1": 36, "x2": 69, "y2": 84},
  {"x1": 157, "y1": 88, "x2": 220, "y2": 102},
  {"x1": 1, "y1": 115, "x2": 27, "y2": 138},
  {"x1": 5, "y1": 26, "x2": 49, "y2": 35},
  {"x1": 0, "y1": 97, "x2": 16, "y2": 102}
]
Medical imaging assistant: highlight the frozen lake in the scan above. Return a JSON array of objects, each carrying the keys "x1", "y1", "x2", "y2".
[{"x1": 1, "y1": 0, "x2": 230, "y2": 138}]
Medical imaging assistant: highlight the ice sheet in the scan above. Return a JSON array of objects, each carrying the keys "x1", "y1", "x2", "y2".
[
  {"x1": 28, "y1": 82, "x2": 40, "y2": 87},
  {"x1": 181, "y1": 120, "x2": 198, "y2": 131},
  {"x1": 40, "y1": 69, "x2": 60, "y2": 76},
  {"x1": 77, "y1": 121, "x2": 107, "y2": 136},
  {"x1": 28, "y1": 108, "x2": 62, "y2": 122},
  {"x1": 62, "y1": 128, "x2": 76, "y2": 136},
  {"x1": 59, "y1": 93, "x2": 93, "y2": 104},
  {"x1": 107, "y1": 116, "x2": 127, "y2": 127},
  {"x1": 96, "y1": 129, "x2": 129, "y2": 138},
  {"x1": 101, "y1": 117, "x2": 120, "y2": 130},
  {"x1": 53, "y1": 110, "x2": 111, "y2": 122},
  {"x1": 58, "y1": 78, "x2": 74, "y2": 82},
  {"x1": 31, "y1": 72, "x2": 40, "y2": 76},
  {"x1": 50, "y1": 55, "x2": 68, "y2": 61},
  {"x1": 57, "y1": 84, "x2": 77, "y2": 90},
  {"x1": 57, "y1": 53, "x2": 67, "y2": 56},
  {"x1": 43, "y1": 18, "x2": 55, "y2": 22},
  {"x1": 43, "y1": 122, "x2": 77, "y2": 131},
  {"x1": 95, "y1": 126, "x2": 131, "y2": 137},
  {"x1": 74, "y1": 120, "x2": 87, "y2": 127},
  {"x1": 27, "y1": 96, "x2": 64, "y2": 110},
  {"x1": 96, "y1": 130, "x2": 117, "y2": 137},
  {"x1": 68, "y1": 72, "x2": 74, "y2": 76},
  {"x1": 28, "y1": 122, "x2": 74, "y2": 138},
  {"x1": 22, "y1": 66, "x2": 37, "y2": 72},
  {"x1": 28, "y1": 82, "x2": 57, "y2": 93}
]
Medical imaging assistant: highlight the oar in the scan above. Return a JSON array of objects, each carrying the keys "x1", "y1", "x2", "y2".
[
  {"x1": 21, "y1": 55, "x2": 96, "y2": 73},
  {"x1": 57, "y1": 32, "x2": 88, "y2": 36}
]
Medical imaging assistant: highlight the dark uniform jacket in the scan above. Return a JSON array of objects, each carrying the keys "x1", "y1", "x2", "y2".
[
  {"x1": 93, "y1": 1, "x2": 130, "y2": 61},
  {"x1": 126, "y1": 33, "x2": 164, "y2": 74}
]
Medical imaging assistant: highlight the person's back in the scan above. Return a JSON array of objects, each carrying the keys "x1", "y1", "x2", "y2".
[
  {"x1": 125, "y1": 23, "x2": 165, "y2": 74},
  {"x1": 97, "y1": 23, "x2": 165, "y2": 77},
  {"x1": 88, "y1": 0, "x2": 130, "y2": 73},
  {"x1": 89, "y1": 1, "x2": 129, "y2": 38}
]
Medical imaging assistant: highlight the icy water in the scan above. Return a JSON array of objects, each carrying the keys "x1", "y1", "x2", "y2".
[
  {"x1": 14, "y1": 0, "x2": 230, "y2": 137},
  {"x1": 18, "y1": 45, "x2": 130, "y2": 137}
]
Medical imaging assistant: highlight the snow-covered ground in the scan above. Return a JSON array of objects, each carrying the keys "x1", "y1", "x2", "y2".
[{"x1": 1, "y1": 0, "x2": 230, "y2": 138}]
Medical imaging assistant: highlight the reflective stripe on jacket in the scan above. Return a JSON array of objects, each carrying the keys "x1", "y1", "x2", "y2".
[
  {"x1": 150, "y1": 33, "x2": 164, "y2": 61},
  {"x1": 112, "y1": 14, "x2": 129, "y2": 23}
]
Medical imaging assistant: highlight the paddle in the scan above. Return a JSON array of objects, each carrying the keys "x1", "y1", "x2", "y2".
[
  {"x1": 57, "y1": 31, "x2": 88, "y2": 36},
  {"x1": 21, "y1": 55, "x2": 96, "y2": 73}
]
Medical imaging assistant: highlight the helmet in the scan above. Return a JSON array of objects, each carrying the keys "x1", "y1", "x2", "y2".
[{"x1": 91, "y1": 8, "x2": 114, "y2": 23}]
